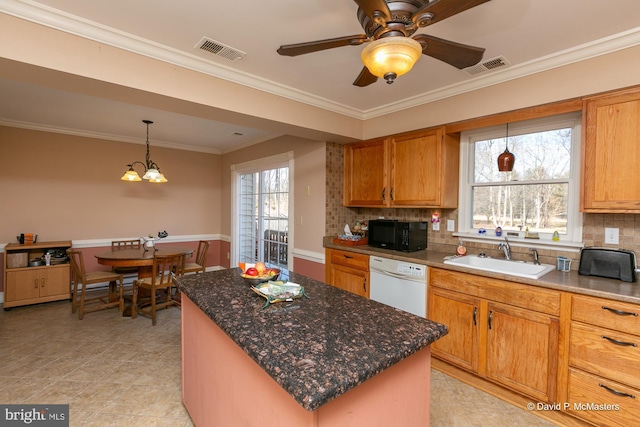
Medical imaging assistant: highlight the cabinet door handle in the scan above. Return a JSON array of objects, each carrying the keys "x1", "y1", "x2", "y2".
[
  {"x1": 598, "y1": 383, "x2": 636, "y2": 399},
  {"x1": 602, "y1": 305, "x2": 638, "y2": 317},
  {"x1": 601, "y1": 335, "x2": 637, "y2": 347},
  {"x1": 363, "y1": 277, "x2": 367, "y2": 293},
  {"x1": 381, "y1": 188, "x2": 386, "y2": 202},
  {"x1": 390, "y1": 187, "x2": 394, "y2": 201},
  {"x1": 34, "y1": 279, "x2": 39, "y2": 289},
  {"x1": 473, "y1": 306, "x2": 477, "y2": 326},
  {"x1": 343, "y1": 255, "x2": 353, "y2": 259},
  {"x1": 41, "y1": 278, "x2": 45, "y2": 288},
  {"x1": 488, "y1": 310, "x2": 493, "y2": 330}
]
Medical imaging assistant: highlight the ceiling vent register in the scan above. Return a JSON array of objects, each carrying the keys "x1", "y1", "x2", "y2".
[
  {"x1": 463, "y1": 55, "x2": 510, "y2": 75},
  {"x1": 195, "y1": 37, "x2": 246, "y2": 62}
]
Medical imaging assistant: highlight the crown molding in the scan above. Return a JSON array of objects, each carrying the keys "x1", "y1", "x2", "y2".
[
  {"x1": 4, "y1": 1, "x2": 640, "y2": 121},
  {"x1": 0, "y1": 118, "x2": 224, "y2": 153},
  {"x1": 1, "y1": 0, "x2": 364, "y2": 119},
  {"x1": 365, "y1": 26, "x2": 640, "y2": 118}
]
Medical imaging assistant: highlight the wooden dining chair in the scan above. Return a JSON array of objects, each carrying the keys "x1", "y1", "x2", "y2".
[
  {"x1": 68, "y1": 250, "x2": 124, "y2": 320},
  {"x1": 111, "y1": 239, "x2": 142, "y2": 276},
  {"x1": 132, "y1": 253, "x2": 184, "y2": 325},
  {"x1": 181, "y1": 240, "x2": 210, "y2": 275}
]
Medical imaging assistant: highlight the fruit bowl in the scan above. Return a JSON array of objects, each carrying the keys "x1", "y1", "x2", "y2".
[
  {"x1": 238, "y1": 262, "x2": 280, "y2": 285},
  {"x1": 240, "y1": 270, "x2": 281, "y2": 286}
]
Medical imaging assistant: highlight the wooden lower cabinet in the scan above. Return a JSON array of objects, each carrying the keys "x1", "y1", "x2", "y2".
[
  {"x1": 485, "y1": 301, "x2": 559, "y2": 403},
  {"x1": 429, "y1": 287, "x2": 480, "y2": 373},
  {"x1": 567, "y1": 368, "x2": 640, "y2": 426},
  {"x1": 325, "y1": 249, "x2": 369, "y2": 298},
  {"x1": 5, "y1": 265, "x2": 70, "y2": 308},
  {"x1": 567, "y1": 294, "x2": 640, "y2": 426},
  {"x1": 428, "y1": 268, "x2": 559, "y2": 404}
]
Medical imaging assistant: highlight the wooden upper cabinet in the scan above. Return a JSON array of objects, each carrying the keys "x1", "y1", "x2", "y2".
[
  {"x1": 582, "y1": 87, "x2": 640, "y2": 212},
  {"x1": 343, "y1": 138, "x2": 387, "y2": 206},
  {"x1": 343, "y1": 127, "x2": 459, "y2": 208}
]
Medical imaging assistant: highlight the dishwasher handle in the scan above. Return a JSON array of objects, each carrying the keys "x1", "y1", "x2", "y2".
[{"x1": 370, "y1": 269, "x2": 412, "y2": 280}]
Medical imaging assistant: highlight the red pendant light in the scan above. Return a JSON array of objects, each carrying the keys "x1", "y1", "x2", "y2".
[{"x1": 497, "y1": 123, "x2": 515, "y2": 172}]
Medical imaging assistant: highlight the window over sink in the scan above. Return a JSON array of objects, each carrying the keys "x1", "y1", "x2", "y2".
[{"x1": 458, "y1": 113, "x2": 582, "y2": 246}]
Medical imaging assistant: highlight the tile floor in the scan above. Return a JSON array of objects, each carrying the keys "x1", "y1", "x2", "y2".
[{"x1": 0, "y1": 299, "x2": 558, "y2": 426}]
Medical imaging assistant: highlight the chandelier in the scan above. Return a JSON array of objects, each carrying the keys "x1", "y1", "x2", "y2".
[{"x1": 120, "y1": 120, "x2": 168, "y2": 183}]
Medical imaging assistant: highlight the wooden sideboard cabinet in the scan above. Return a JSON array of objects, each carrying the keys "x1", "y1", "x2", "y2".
[
  {"x1": 324, "y1": 248, "x2": 369, "y2": 298},
  {"x1": 4, "y1": 241, "x2": 71, "y2": 309},
  {"x1": 428, "y1": 267, "x2": 561, "y2": 403},
  {"x1": 343, "y1": 127, "x2": 459, "y2": 208},
  {"x1": 582, "y1": 87, "x2": 640, "y2": 212},
  {"x1": 566, "y1": 294, "x2": 640, "y2": 426}
]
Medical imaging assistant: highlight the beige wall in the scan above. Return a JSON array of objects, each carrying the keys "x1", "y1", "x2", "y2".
[
  {"x1": 220, "y1": 135, "x2": 326, "y2": 255},
  {"x1": 0, "y1": 126, "x2": 222, "y2": 242}
]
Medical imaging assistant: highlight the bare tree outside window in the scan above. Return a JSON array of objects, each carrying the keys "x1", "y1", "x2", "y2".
[{"x1": 472, "y1": 128, "x2": 572, "y2": 235}]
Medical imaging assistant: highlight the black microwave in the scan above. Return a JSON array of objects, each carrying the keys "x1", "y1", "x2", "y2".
[{"x1": 368, "y1": 220, "x2": 427, "y2": 252}]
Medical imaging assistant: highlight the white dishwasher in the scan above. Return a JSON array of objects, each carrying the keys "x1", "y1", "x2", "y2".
[{"x1": 369, "y1": 255, "x2": 427, "y2": 317}]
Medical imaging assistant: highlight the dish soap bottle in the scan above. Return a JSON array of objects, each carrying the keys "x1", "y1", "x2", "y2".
[{"x1": 552, "y1": 231, "x2": 560, "y2": 241}]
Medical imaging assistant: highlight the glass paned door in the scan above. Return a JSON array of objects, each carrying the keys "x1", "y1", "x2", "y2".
[{"x1": 238, "y1": 166, "x2": 289, "y2": 270}]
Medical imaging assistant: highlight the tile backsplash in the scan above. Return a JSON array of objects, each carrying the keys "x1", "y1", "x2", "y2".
[{"x1": 326, "y1": 142, "x2": 640, "y2": 269}]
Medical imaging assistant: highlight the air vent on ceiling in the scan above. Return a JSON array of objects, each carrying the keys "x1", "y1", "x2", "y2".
[
  {"x1": 195, "y1": 37, "x2": 246, "y2": 62},
  {"x1": 463, "y1": 55, "x2": 510, "y2": 76}
]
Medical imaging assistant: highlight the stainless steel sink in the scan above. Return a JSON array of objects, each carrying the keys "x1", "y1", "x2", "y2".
[{"x1": 443, "y1": 255, "x2": 555, "y2": 279}]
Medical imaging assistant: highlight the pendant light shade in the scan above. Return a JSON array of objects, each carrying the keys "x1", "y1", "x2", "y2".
[
  {"x1": 497, "y1": 123, "x2": 515, "y2": 172},
  {"x1": 361, "y1": 36, "x2": 423, "y2": 84},
  {"x1": 120, "y1": 120, "x2": 168, "y2": 183}
]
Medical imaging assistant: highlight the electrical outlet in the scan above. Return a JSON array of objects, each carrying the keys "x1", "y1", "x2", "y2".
[
  {"x1": 447, "y1": 220, "x2": 455, "y2": 232},
  {"x1": 605, "y1": 227, "x2": 619, "y2": 245},
  {"x1": 432, "y1": 222, "x2": 440, "y2": 231}
]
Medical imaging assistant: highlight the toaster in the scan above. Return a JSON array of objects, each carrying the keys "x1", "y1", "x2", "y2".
[{"x1": 578, "y1": 247, "x2": 637, "y2": 282}]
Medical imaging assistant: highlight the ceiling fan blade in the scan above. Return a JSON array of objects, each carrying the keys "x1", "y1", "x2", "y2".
[
  {"x1": 413, "y1": 34, "x2": 485, "y2": 69},
  {"x1": 277, "y1": 35, "x2": 368, "y2": 57},
  {"x1": 412, "y1": 0, "x2": 491, "y2": 27},
  {"x1": 353, "y1": 67, "x2": 378, "y2": 87},
  {"x1": 353, "y1": 0, "x2": 392, "y2": 24}
]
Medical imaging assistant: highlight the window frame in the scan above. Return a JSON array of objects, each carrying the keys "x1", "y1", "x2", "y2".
[{"x1": 456, "y1": 113, "x2": 583, "y2": 250}]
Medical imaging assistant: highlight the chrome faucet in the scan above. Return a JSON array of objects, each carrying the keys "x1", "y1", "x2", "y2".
[
  {"x1": 498, "y1": 237, "x2": 511, "y2": 260},
  {"x1": 530, "y1": 248, "x2": 540, "y2": 265}
]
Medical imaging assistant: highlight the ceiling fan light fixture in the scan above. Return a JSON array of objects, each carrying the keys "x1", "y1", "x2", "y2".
[{"x1": 361, "y1": 37, "x2": 422, "y2": 83}]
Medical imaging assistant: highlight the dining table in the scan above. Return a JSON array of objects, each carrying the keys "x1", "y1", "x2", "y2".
[{"x1": 95, "y1": 245, "x2": 194, "y2": 315}]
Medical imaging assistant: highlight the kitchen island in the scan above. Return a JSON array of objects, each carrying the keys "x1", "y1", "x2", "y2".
[{"x1": 176, "y1": 268, "x2": 447, "y2": 427}]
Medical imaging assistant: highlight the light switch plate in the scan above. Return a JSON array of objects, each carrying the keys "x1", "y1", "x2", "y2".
[
  {"x1": 432, "y1": 222, "x2": 440, "y2": 231},
  {"x1": 605, "y1": 227, "x2": 619, "y2": 245},
  {"x1": 447, "y1": 220, "x2": 455, "y2": 232}
]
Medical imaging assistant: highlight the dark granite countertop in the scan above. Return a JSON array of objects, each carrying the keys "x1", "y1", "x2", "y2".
[
  {"x1": 324, "y1": 237, "x2": 640, "y2": 305},
  {"x1": 175, "y1": 268, "x2": 448, "y2": 411}
]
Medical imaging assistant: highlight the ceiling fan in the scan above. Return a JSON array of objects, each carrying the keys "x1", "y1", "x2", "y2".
[{"x1": 277, "y1": 0, "x2": 489, "y2": 86}]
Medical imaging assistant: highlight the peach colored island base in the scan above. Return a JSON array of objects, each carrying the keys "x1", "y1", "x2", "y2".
[{"x1": 181, "y1": 296, "x2": 432, "y2": 427}]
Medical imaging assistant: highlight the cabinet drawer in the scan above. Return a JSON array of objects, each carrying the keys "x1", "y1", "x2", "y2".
[
  {"x1": 572, "y1": 294, "x2": 640, "y2": 335},
  {"x1": 429, "y1": 268, "x2": 560, "y2": 316},
  {"x1": 569, "y1": 322, "x2": 640, "y2": 389},
  {"x1": 330, "y1": 250, "x2": 369, "y2": 271},
  {"x1": 567, "y1": 368, "x2": 640, "y2": 427}
]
